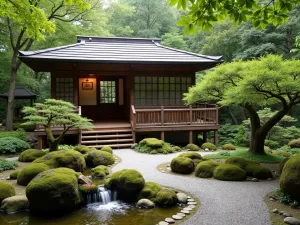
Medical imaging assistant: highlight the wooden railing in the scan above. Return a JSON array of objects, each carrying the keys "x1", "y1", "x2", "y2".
[{"x1": 131, "y1": 104, "x2": 218, "y2": 129}]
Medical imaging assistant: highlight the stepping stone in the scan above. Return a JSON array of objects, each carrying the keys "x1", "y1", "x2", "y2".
[
  {"x1": 284, "y1": 217, "x2": 300, "y2": 225},
  {"x1": 172, "y1": 215, "x2": 183, "y2": 220},
  {"x1": 181, "y1": 210, "x2": 190, "y2": 214},
  {"x1": 272, "y1": 209, "x2": 278, "y2": 213},
  {"x1": 158, "y1": 222, "x2": 169, "y2": 225},
  {"x1": 183, "y1": 207, "x2": 193, "y2": 211},
  {"x1": 187, "y1": 198, "x2": 195, "y2": 202},
  {"x1": 165, "y1": 218, "x2": 175, "y2": 223},
  {"x1": 283, "y1": 212, "x2": 292, "y2": 217},
  {"x1": 188, "y1": 205, "x2": 196, "y2": 209},
  {"x1": 187, "y1": 196, "x2": 191, "y2": 198},
  {"x1": 176, "y1": 213, "x2": 185, "y2": 217},
  {"x1": 187, "y1": 202, "x2": 197, "y2": 205}
]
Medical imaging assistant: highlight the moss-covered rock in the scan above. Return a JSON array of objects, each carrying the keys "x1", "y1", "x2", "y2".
[
  {"x1": 201, "y1": 143, "x2": 217, "y2": 151},
  {"x1": 222, "y1": 144, "x2": 236, "y2": 150},
  {"x1": 18, "y1": 149, "x2": 46, "y2": 162},
  {"x1": 17, "y1": 163, "x2": 49, "y2": 186},
  {"x1": 137, "y1": 182, "x2": 162, "y2": 202},
  {"x1": 178, "y1": 152, "x2": 202, "y2": 160},
  {"x1": 0, "y1": 182, "x2": 16, "y2": 203},
  {"x1": 271, "y1": 150, "x2": 291, "y2": 158},
  {"x1": 78, "y1": 184, "x2": 98, "y2": 194},
  {"x1": 246, "y1": 164, "x2": 273, "y2": 180},
  {"x1": 156, "y1": 188, "x2": 178, "y2": 206},
  {"x1": 101, "y1": 146, "x2": 113, "y2": 154},
  {"x1": 0, "y1": 195, "x2": 29, "y2": 213},
  {"x1": 74, "y1": 145, "x2": 93, "y2": 154},
  {"x1": 171, "y1": 157, "x2": 194, "y2": 174},
  {"x1": 225, "y1": 157, "x2": 258, "y2": 170},
  {"x1": 9, "y1": 170, "x2": 20, "y2": 180},
  {"x1": 136, "y1": 138, "x2": 173, "y2": 154},
  {"x1": 173, "y1": 146, "x2": 181, "y2": 152},
  {"x1": 86, "y1": 151, "x2": 115, "y2": 167},
  {"x1": 91, "y1": 165, "x2": 110, "y2": 178},
  {"x1": 280, "y1": 155, "x2": 300, "y2": 201},
  {"x1": 279, "y1": 157, "x2": 289, "y2": 173},
  {"x1": 105, "y1": 169, "x2": 145, "y2": 193},
  {"x1": 195, "y1": 160, "x2": 220, "y2": 178},
  {"x1": 213, "y1": 164, "x2": 247, "y2": 181},
  {"x1": 33, "y1": 150, "x2": 86, "y2": 172},
  {"x1": 139, "y1": 138, "x2": 164, "y2": 148},
  {"x1": 185, "y1": 143, "x2": 200, "y2": 151},
  {"x1": 26, "y1": 168, "x2": 81, "y2": 214},
  {"x1": 288, "y1": 138, "x2": 300, "y2": 148}
]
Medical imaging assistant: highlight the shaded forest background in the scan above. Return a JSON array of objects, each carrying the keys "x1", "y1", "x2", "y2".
[{"x1": 1, "y1": 0, "x2": 300, "y2": 139}]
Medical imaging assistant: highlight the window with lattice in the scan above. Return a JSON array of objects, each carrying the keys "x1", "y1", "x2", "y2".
[
  {"x1": 100, "y1": 81, "x2": 116, "y2": 103},
  {"x1": 55, "y1": 78, "x2": 74, "y2": 103}
]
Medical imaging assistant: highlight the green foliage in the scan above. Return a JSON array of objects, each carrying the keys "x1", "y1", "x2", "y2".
[
  {"x1": 78, "y1": 184, "x2": 98, "y2": 194},
  {"x1": 225, "y1": 157, "x2": 258, "y2": 170},
  {"x1": 136, "y1": 138, "x2": 174, "y2": 154},
  {"x1": 17, "y1": 163, "x2": 49, "y2": 186},
  {"x1": 271, "y1": 150, "x2": 291, "y2": 158},
  {"x1": 101, "y1": 146, "x2": 113, "y2": 154},
  {"x1": 276, "y1": 188, "x2": 299, "y2": 207},
  {"x1": 201, "y1": 143, "x2": 217, "y2": 151},
  {"x1": 245, "y1": 164, "x2": 273, "y2": 180},
  {"x1": 213, "y1": 164, "x2": 247, "y2": 181},
  {"x1": 139, "y1": 138, "x2": 164, "y2": 148},
  {"x1": 222, "y1": 144, "x2": 236, "y2": 150},
  {"x1": 137, "y1": 181, "x2": 162, "y2": 202},
  {"x1": 195, "y1": 160, "x2": 220, "y2": 178},
  {"x1": 173, "y1": 146, "x2": 181, "y2": 152},
  {"x1": 161, "y1": 28, "x2": 188, "y2": 50},
  {"x1": 0, "y1": 182, "x2": 16, "y2": 203},
  {"x1": 288, "y1": 138, "x2": 300, "y2": 148},
  {"x1": 91, "y1": 165, "x2": 110, "y2": 178},
  {"x1": 0, "y1": 128, "x2": 28, "y2": 142},
  {"x1": 234, "y1": 125, "x2": 250, "y2": 147},
  {"x1": 9, "y1": 170, "x2": 20, "y2": 180},
  {"x1": 219, "y1": 123, "x2": 240, "y2": 146},
  {"x1": 156, "y1": 188, "x2": 178, "y2": 206},
  {"x1": 185, "y1": 143, "x2": 200, "y2": 151},
  {"x1": 264, "y1": 140, "x2": 280, "y2": 149},
  {"x1": 0, "y1": 158, "x2": 18, "y2": 172},
  {"x1": 18, "y1": 149, "x2": 46, "y2": 162},
  {"x1": 0, "y1": 137, "x2": 31, "y2": 154},
  {"x1": 171, "y1": 157, "x2": 194, "y2": 174},
  {"x1": 86, "y1": 151, "x2": 115, "y2": 167}
]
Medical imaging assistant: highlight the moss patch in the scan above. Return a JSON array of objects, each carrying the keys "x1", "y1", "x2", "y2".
[
  {"x1": 171, "y1": 157, "x2": 194, "y2": 174},
  {"x1": 74, "y1": 145, "x2": 94, "y2": 154},
  {"x1": 201, "y1": 143, "x2": 217, "y2": 151},
  {"x1": 195, "y1": 160, "x2": 220, "y2": 178},
  {"x1": 213, "y1": 164, "x2": 247, "y2": 181},
  {"x1": 86, "y1": 151, "x2": 115, "y2": 167},
  {"x1": 18, "y1": 149, "x2": 46, "y2": 162},
  {"x1": 17, "y1": 163, "x2": 49, "y2": 186},
  {"x1": 0, "y1": 182, "x2": 16, "y2": 203},
  {"x1": 9, "y1": 170, "x2": 20, "y2": 180},
  {"x1": 222, "y1": 144, "x2": 236, "y2": 150},
  {"x1": 101, "y1": 146, "x2": 113, "y2": 154},
  {"x1": 137, "y1": 181, "x2": 162, "y2": 202},
  {"x1": 91, "y1": 165, "x2": 110, "y2": 178},
  {"x1": 185, "y1": 144, "x2": 200, "y2": 151},
  {"x1": 135, "y1": 138, "x2": 178, "y2": 154},
  {"x1": 156, "y1": 188, "x2": 178, "y2": 206}
]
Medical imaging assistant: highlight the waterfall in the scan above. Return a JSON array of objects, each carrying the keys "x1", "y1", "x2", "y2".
[{"x1": 86, "y1": 185, "x2": 117, "y2": 205}]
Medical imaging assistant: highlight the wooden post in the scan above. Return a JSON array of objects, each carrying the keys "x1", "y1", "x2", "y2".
[
  {"x1": 203, "y1": 132, "x2": 207, "y2": 143},
  {"x1": 37, "y1": 136, "x2": 43, "y2": 150},
  {"x1": 161, "y1": 131, "x2": 165, "y2": 141},
  {"x1": 133, "y1": 131, "x2": 136, "y2": 143},
  {"x1": 214, "y1": 130, "x2": 218, "y2": 146},
  {"x1": 189, "y1": 105, "x2": 192, "y2": 125},
  {"x1": 216, "y1": 105, "x2": 219, "y2": 124},
  {"x1": 189, "y1": 130, "x2": 193, "y2": 143},
  {"x1": 161, "y1": 106, "x2": 164, "y2": 126}
]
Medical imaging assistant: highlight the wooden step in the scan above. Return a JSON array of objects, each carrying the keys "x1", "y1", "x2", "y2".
[
  {"x1": 81, "y1": 138, "x2": 133, "y2": 144},
  {"x1": 87, "y1": 143, "x2": 133, "y2": 149},
  {"x1": 81, "y1": 134, "x2": 132, "y2": 139},
  {"x1": 81, "y1": 129, "x2": 132, "y2": 134}
]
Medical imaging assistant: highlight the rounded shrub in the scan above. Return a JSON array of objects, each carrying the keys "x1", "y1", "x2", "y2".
[
  {"x1": 139, "y1": 138, "x2": 164, "y2": 148},
  {"x1": 222, "y1": 144, "x2": 236, "y2": 150},
  {"x1": 86, "y1": 151, "x2": 115, "y2": 167},
  {"x1": 0, "y1": 137, "x2": 30, "y2": 154},
  {"x1": 280, "y1": 155, "x2": 300, "y2": 201},
  {"x1": 225, "y1": 157, "x2": 258, "y2": 170},
  {"x1": 178, "y1": 152, "x2": 202, "y2": 160},
  {"x1": 33, "y1": 150, "x2": 86, "y2": 172},
  {"x1": 171, "y1": 157, "x2": 194, "y2": 174},
  {"x1": 137, "y1": 181, "x2": 162, "y2": 202},
  {"x1": 279, "y1": 157, "x2": 289, "y2": 173},
  {"x1": 9, "y1": 170, "x2": 20, "y2": 180},
  {"x1": 91, "y1": 165, "x2": 110, "y2": 178},
  {"x1": 101, "y1": 146, "x2": 113, "y2": 154},
  {"x1": 288, "y1": 138, "x2": 300, "y2": 148},
  {"x1": 18, "y1": 149, "x2": 46, "y2": 162},
  {"x1": 17, "y1": 163, "x2": 49, "y2": 186},
  {"x1": 246, "y1": 164, "x2": 273, "y2": 180},
  {"x1": 74, "y1": 145, "x2": 93, "y2": 154},
  {"x1": 213, "y1": 164, "x2": 247, "y2": 181},
  {"x1": 26, "y1": 168, "x2": 81, "y2": 214},
  {"x1": 105, "y1": 169, "x2": 145, "y2": 193},
  {"x1": 156, "y1": 188, "x2": 178, "y2": 206},
  {"x1": 173, "y1": 146, "x2": 181, "y2": 152},
  {"x1": 201, "y1": 142, "x2": 217, "y2": 151},
  {"x1": 264, "y1": 140, "x2": 280, "y2": 149},
  {"x1": 185, "y1": 143, "x2": 200, "y2": 151},
  {"x1": 0, "y1": 182, "x2": 16, "y2": 203},
  {"x1": 195, "y1": 160, "x2": 220, "y2": 178}
]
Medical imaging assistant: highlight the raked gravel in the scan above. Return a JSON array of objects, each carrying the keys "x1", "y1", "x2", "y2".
[{"x1": 112, "y1": 149, "x2": 278, "y2": 225}]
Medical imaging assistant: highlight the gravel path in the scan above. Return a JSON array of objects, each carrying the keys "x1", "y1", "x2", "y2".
[{"x1": 112, "y1": 149, "x2": 278, "y2": 225}]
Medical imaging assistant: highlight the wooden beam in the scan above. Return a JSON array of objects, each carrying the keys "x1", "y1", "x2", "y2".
[
  {"x1": 214, "y1": 130, "x2": 218, "y2": 146},
  {"x1": 161, "y1": 131, "x2": 165, "y2": 141},
  {"x1": 189, "y1": 130, "x2": 193, "y2": 143}
]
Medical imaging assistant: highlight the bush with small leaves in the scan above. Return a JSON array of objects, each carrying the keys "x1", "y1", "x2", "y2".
[
  {"x1": 185, "y1": 143, "x2": 200, "y2": 151},
  {"x1": 213, "y1": 164, "x2": 247, "y2": 181},
  {"x1": 288, "y1": 138, "x2": 300, "y2": 148},
  {"x1": 222, "y1": 144, "x2": 236, "y2": 150},
  {"x1": 201, "y1": 142, "x2": 217, "y2": 151},
  {"x1": 264, "y1": 140, "x2": 280, "y2": 149},
  {"x1": 0, "y1": 137, "x2": 30, "y2": 154},
  {"x1": 0, "y1": 158, "x2": 18, "y2": 172}
]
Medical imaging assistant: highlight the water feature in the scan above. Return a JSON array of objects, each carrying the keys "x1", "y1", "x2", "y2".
[{"x1": 86, "y1": 185, "x2": 118, "y2": 204}]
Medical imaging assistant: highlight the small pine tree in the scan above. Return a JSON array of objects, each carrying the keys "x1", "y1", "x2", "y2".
[{"x1": 22, "y1": 99, "x2": 93, "y2": 151}]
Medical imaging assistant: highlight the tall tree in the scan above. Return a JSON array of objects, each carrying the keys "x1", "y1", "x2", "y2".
[
  {"x1": 184, "y1": 55, "x2": 300, "y2": 154},
  {"x1": 0, "y1": 0, "x2": 91, "y2": 130}
]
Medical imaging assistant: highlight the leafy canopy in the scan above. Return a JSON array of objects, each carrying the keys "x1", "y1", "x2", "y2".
[{"x1": 168, "y1": 0, "x2": 299, "y2": 33}]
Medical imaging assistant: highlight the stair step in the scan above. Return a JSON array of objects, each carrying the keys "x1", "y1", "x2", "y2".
[
  {"x1": 81, "y1": 134, "x2": 132, "y2": 139},
  {"x1": 81, "y1": 129, "x2": 132, "y2": 134},
  {"x1": 88, "y1": 143, "x2": 133, "y2": 149},
  {"x1": 81, "y1": 139, "x2": 133, "y2": 144}
]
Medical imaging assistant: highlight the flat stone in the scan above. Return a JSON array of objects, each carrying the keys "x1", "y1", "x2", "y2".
[
  {"x1": 187, "y1": 198, "x2": 195, "y2": 202},
  {"x1": 167, "y1": 168, "x2": 171, "y2": 170},
  {"x1": 136, "y1": 199, "x2": 155, "y2": 209},
  {"x1": 272, "y1": 209, "x2": 278, "y2": 213},
  {"x1": 284, "y1": 217, "x2": 300, "y2": 225},
  {"x1": 187, "y1": 196, "x2": 191, "y2": 199},
  {"x1": 165, "y1": 218, "x2": 175, "y2": 223},
  {"x1": 269, "y1": 198, "x2": 275, "y2": 201},
  {"x1": 181, "y1": 210, "x2": 190, "y2": 214},
  {"x1": 183, "y1": 207, "x2": 193, "y2": 211},
  {"x1": 283, "y1": 212, "x2": 292, "y2": 217},
  {"x1": 187, "y1": 201, "x2": 197, "y2": 205},
  {"x1": 158, "y1": 222, "x2": 169, "y2": 225},
  {"x1": 188, "y1": 205, "x2": 196, "y2": 209},
  {"x1": 78, "y1": 175, "x2": 93, "y2": 185},
  {"x1": 267, "y1": 178, "x2": 273, "y2": 181},
  {"x1": 172, "y1": 215, "x2": 183, "y2": 220},
  {"x1": 252, "y1": 178, "x2": 259, "y2": 182},
  {"x1": 176, "y1": 213, "x2": 185, "y2": 217},
  {"x1": 280, "y1": 211, "x2": 285, "y2": 215},
  {"x1": 177, "y1": 192, "x2": 188, "y2": 203}
]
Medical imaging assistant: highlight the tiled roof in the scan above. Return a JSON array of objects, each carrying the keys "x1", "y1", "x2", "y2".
[{"x1": 0, "y1": 87, "x2": 36, "y2": 99}]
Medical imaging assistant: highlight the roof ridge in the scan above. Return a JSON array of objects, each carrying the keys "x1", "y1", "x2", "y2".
[
  {"x1": 77, "y1": 35, "x2": 161, "y2": 42},
  {"x1": 19, "y1": 42, "x2": 84, "y2": 56},
  {"x1": 153, "y1": 42, "x2": 222, "y2": 61}
]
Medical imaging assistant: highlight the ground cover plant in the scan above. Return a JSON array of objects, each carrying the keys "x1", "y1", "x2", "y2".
[
  {"x1": 0, "y1": 137, "x2": 31, "y2": 154},
  {"x1": 0, "y1": 158, "x2": 18, "y2": 172},
  {"x1": 135, "y1": 138, "x2": 181, "y2": 154}
]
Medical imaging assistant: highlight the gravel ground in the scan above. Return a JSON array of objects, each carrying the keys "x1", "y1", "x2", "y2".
[{"x1": 112, "y1": 149, "x2": 278, "y2": 225}]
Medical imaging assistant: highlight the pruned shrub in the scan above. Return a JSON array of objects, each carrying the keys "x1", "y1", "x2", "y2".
[
  {"x1": 288, "y1": 138, "x2": 300, "y2": 148},
  {"x1": 195, "y1": 160, "x2": 220, "y2": 178},
  {"x1": 0, "y1": 129, "x2": 28, "y2": 142},
  {"x1": 0, "y1": 158, "x2": 18, "y2": 172},
  {"x1": 137, "y1": 181, "x2": 162, "y2": 202},
  {"x1": 101, "y1": 146, "x2": 113, "y2": 154},
  {"x1": 213, "y1": 164, "x2": 247, "y2": 181},
  {"x1": 264, "y1": 140, "x2": 280, "y2": 149},
  {"x1": 136, "y1": 138, "x2": 173, "y2": 154},
  {"x1": 222, "y1": 144, "x2": 236, "y2": 150},
  {"x1": 201, "y1": 142, "x2": 217, "y2": 151},
  {"x1": 225, "y1": 157, "x2": 258, "y2": 171},
  {"x1": 173, "y1": 146, "x2": 181, "y2": 152},
  {"x1": 178, "y1": 152, "x2": 202, "y2": 160},
  {"x1": 246, "y1": 164, "x2": 273, "y2": 180},
  {"x1": 185, "y1": 143, "x2": 199, "y2": 151},
  {"x1": 18, "y1": 149, "x2": 46, "y2": 162},
  {"x1": 0, "y1": 137, "x2": 30, "y2": 154},
  {"x1": 171, "y1": 157, "x2": 194, "y2": 174}
]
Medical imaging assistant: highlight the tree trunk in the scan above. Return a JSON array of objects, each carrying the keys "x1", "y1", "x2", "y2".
[
  {"x1": 49, "y1": 140, "x2": 60, "y2": 152},
  {"x1": 45, "y1": 126, "x2": 59, "y2": 151},
  {"x1": 249, "y1": 129, "x2": 266, "y2": 154}
]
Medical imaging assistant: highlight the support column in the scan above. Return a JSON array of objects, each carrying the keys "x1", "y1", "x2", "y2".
[
  {"x1": 203, "y1": 132, "x2": 207, "y2": 143},
  {"x1": 161, "y1": 131, "x2": 165, "y2": 141},
  {"x1": 189, "y1": 130, "x2": 193, "y2": 143},
  {"x1": 214, "y1": 130, "x2": 218, "y2": 146},
  {"x1": 37, "y1": 136, "x2": 43, "y2": 150}
]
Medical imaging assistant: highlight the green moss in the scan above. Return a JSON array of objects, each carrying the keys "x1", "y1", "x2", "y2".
[
  {"x1": 288, "y1": 138, "x2": 300, "y2": 148},
  {"x1": 0, "y1": 195, "x2": 29, "y2": 213},
  {"x1": 156, "y1": 188, "x2": 177, "y2": 206},
  {"x1": 271, "y1": 150, "x2": 291, "y2": 158},
  {"x1": 246, "y1": 164, "x2": 273, "y2": 180},
  {"x1": 171, "y1": 157, "x2": 194, "y2": 174},
  {"x1": 173, "y1": 146, "x2": 181, "y2": 152},
  {"x1": 26, "y1": 168, "x2": 81, "y2": 214},
  {"x1": 201, "y1": 142, "x2": 217, "y2": 151},
  {"x1": 137, "y1": 181, "x2": 162, "y2": 202},
  {"x1": 86, "y1": 151, "x2": 115, "y2": 167},
  {"x1": 178, "y1": 152, "x2": 202, "y2": 160},
  {"x1": 150, "y1": 150, "x2": 158, "y2": 154},
  {"x1": 0, "y1": 182, "x2": 16, "y2": 203},
  {"x1": 17, "y1": 163, "x2": 49, "y2": 186},
  {"x1": 279, "y1": 157, "x2": 289, "y2": 173},
  {"x1": 33, "y1": 150, "x2": 86, "y2": 172},
  {"x1": 91, "y1": 165, "x2": 110, "y2": 178},
  {"x1": 139, "y1": 138, "x2": 164, "y2": 148},
  {"x1": 105, "y1": 169, "x2": 145, "y2": 193},
  {"x1": 222, "y1": 144, "x2": 236, "y2": 150},
  {"x1": 225, "y1": 157, "x2": 259, "y2": 170},
  {"x1": 101, "y1": 146, "x2": 113, "y2": 154},
  {"x1": 78, "y1": 184, "x2": 98, "y2": 194},
  {"x1": 195, "y1": 160, "x2": 220, "y2": 178},
  {"x1": 213, "y1": 164, "x2": 247, "y2": 181},
  {"x1": 280, "y1": 155, "x2": 300, "y2": 201},
  {"x1": 74, "y1": 145, "x2": 93, "y2": 154},
  {"x1": 136, "y1": 138, "x2": 174, "y2": 154},
  {"x1": 18, "y1": 149, "x2": 46, "y2": 162},
  {"x1": 9, "y1": 170, "x2": 20, "y2": 180},
  {"x1": 186, "y1": 143, "x2": 200, "y2": 151}
]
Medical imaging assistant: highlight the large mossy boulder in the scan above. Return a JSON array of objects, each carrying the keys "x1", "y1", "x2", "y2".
[
  {"x1": 137, "y1": 138, "x2": 173, "y2": 154},
  {"x1": 280, "y1": 155, "x2": 300, "y2": 201},
  {"x1": 178, "y1": 152, "x2": 202, "y2": 160},
  {"x1": 185, "y1": 143, "x2": 200, "y2": 151},
  {"x1": 201, "y1": 142, "x2": 217, "y2": 151},
  {"x1": 171, "y1": 157, "x2": 194, "y2": 174},
  {"x1": 213, "y1": 164, "x2": 247, "y2": 181},
  {"x1": 105, "y1": 169, "x2": 145, "y2": 194},
  {"x1": 91, "y1": 165, "x2": 110, "y2": 178},
  {"x1": 195, "y1": 160, "x2": 220, "y2": 178},
  {"x1": 246, "y1": 164, "x2": 273, "y2": 180},
  {"x1": 137, "y1": 181, "x2": 162, "y2": 202},
  {"x1": 225, "y1": 157, "x2": 258, "y2": 170},
  {"x1": 0, "y1": 195, "x2": 29, "y2": 213},
  {"x1": 0, "y1": 182, "x2": 16, "y2": 203},
  {"x1": 33, "y1": 150, "x2": 86, "y2": 172},
  {"x1": 74, "y1": 145, "x2": 94, "y2": 154},
  {"x1": 156, "y1": 188, "x2": 178, "y2": 206},
  {"x1": 17, "y1": 163, "x2": 49, "y2": 186},
  {"x1": 18, "y1": 149, "x2": 46, "y2": 162},
  {"x1": 140, "y1": 138, "x2": 164, "y2": 148},
  {"x1": 222, "y1": 144, "x2": 236, "y2": 150},
  {"x1": 86, "y1": 151, "x2": 115, "y2": 167},
  {"x1": 101, "y1": 146, "x2": 113, "y2": 154},
  {"x1": 26, "y1": 168, "x2": 81, "y2": 214}
]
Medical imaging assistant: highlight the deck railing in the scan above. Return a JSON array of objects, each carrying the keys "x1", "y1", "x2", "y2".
[{"x1": 131, "y1": 104, "x2": 218, "y2": 129}]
